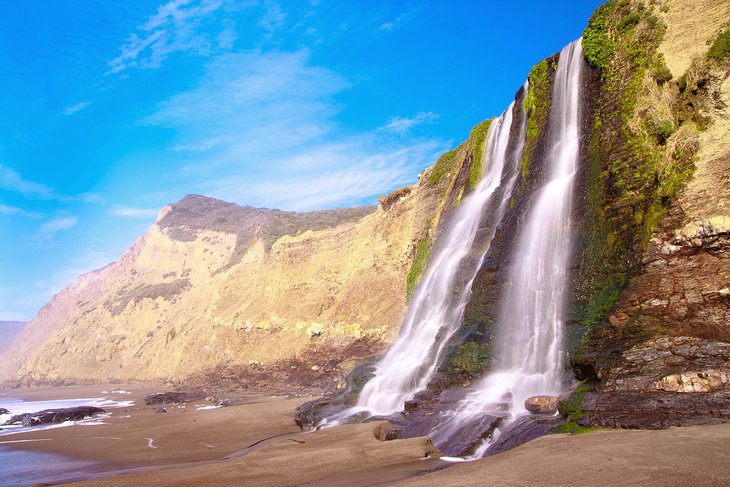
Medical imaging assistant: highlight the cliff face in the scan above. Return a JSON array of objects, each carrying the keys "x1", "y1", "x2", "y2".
[
  {"x1": 1, "y1": 140, "x2": 480, "y2": 388},
  {"x1": 296, "y1": 0, "x2": 730, "y2": 440},
  {"x1": 576, "y1": 0, "x2": 730, "y2": 428}
]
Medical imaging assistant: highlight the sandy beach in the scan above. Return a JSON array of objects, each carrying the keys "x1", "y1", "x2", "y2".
[{"x1": 0, "y1": 385, "x2": 729, "y2": 486}]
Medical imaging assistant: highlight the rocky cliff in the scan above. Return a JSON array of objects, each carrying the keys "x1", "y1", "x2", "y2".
[
  {"x1": 294, "y1": 0, "x2": 730, "y2": 447},
  {"x1": 573, "y1": 0, "x2": 730, "y2": 429},
  {"x1": 0, "y1": 133, "x2": 485, "y2": 389}
]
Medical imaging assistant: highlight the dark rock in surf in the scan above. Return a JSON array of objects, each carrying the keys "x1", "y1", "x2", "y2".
[{"x1": 6, "y1": 406, "x2": 105, "y2": 427}]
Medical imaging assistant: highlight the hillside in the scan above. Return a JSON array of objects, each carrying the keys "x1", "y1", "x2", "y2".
[{"x1": 0, "y1": 145, "x2": 482, "y2": 387}]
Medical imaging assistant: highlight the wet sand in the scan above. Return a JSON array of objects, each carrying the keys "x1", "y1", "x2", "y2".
[{"x1": 1, "y1": 385, "x2": 730, "y2": 486}]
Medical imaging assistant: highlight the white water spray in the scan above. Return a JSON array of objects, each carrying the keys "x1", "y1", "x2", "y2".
[
  {"x1": 430, "y1": 39, "x2": 584, "y2": 457},
  {"x1": 321, "y1": 90, "x2": 527, "y2": 426}
]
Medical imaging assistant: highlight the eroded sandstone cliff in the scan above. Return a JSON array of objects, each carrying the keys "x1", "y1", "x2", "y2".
[{"x1": 0, "y1": 134, "x2": 482, "y2": 389}]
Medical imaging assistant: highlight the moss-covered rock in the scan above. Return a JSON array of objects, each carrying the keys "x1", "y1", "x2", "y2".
[
  {"x1": 448, "y1": 341, "x2": 491, "y2": 374},
  {"x1": 469, "y1": 119, "x2": 493, "y2": 189},
  {"x1": 405, "y1": 234, "x2": 433, "y2": 300}
]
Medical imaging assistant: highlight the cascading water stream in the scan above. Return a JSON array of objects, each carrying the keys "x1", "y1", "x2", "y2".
[
  {"x1": 429, "y1": 39, "x2": 584, "y2": 458},
  {"x1": 320, "y1": 87, "x2": 528, "y2": 426}
]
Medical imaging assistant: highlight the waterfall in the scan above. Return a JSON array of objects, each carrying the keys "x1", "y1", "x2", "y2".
[
  {"x1": 320, "y1": 88, "x2": 527, "y2": 426},
  {"x1": 429, "y1": 38, "x2": 584, "y2": 458}
]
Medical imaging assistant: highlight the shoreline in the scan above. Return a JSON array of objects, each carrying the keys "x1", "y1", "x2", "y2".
[{"x1": 1, "y1": 385, "x2": 730, "y2": 486}]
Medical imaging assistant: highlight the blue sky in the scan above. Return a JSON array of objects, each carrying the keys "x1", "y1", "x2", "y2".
[{"x1": 0, "y1": 0, "x2": 603, "y2": 321}]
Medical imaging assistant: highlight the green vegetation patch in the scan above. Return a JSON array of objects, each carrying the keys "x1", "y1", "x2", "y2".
[
  {"x1": 448, "y1": 341, "x2": 491, "y2": 374},
  {"x1": 429, "y1": 149, "x2": 458, "y2": 186},
  {"x1": 406, "y1": 234, "x2": 433, "y2": 300},
  {"x1": 468, "y1": 119, "x2": 493, "y2": 189},
  {"x1": 555, "y1": 382, "x2": 603, "y2": 434},
  {"x1": 582, "y1": 1, "x2": 619, "y2": 71},
  {"x1": 522, "y1": 58, "x2": 554, "y2": 180},
  {"x1": 707, "y1": 28, "x2": 730, "y2": 62}
]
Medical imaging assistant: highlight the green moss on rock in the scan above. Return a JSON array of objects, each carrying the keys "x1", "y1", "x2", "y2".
[
  {"x1": 522, "y1": 59, "x2": 553, "y2": 180},
  {"x1": 429, "y1": 149, "x2": 458, "y2": 186},
  {"x1": 469, "y1": 119, "x2": 493, "y2": 189},
  {"x1": 574, "y1": 0, "x2": 700, "y2": 339},
  {"x1": 448, "y1": 341, "x2": 491, "y2": 374},
  {"x1": 406, "y1": 234, "x2": 433, "y2": 300}
]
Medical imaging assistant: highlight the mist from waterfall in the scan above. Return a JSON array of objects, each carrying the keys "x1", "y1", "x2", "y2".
[{"x1": 429, "y1": 38, "x2": 584, "y2": 458}]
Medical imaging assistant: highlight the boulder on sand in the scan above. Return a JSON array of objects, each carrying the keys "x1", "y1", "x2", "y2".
[
  {"x1": 524, "y1": 395, "x2": 559, "y2": 415},
  {"x1": 145, "y1": 392, "x2": 188, "y2": 405}
]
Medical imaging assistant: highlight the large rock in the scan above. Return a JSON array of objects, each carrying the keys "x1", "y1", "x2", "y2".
[
  {"x1": 0, "y1": 408, "x2": 9, "y2": 415},
  {"x1": 5, "y1": 406, "x2": 105, "y2": 427},
  {"x1": 524, "y1": 396, "x2": 559, "y2": 415},
  {"x1": 145, "y1": 391, "x2": 188, "y2": 405}
]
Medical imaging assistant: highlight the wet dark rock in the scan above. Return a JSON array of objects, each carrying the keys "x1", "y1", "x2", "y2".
[
  {"x1": 218, "y1": 399, "x2": 231, "y2": 407},
  {"x1": 156, "y1": 407, "x2": 167, "y2": 414},
  {"x1": 0, "y1": 408, "x2": 9, "y2": 415},
  {"x1": 6, "y1": 406, "x2": 105, "y2": 427},
  {"x1": 484, "y1": 415, "x2": 562, "y2": 456},
  {"x1": 432, "y1": 414, "x2": 503, "y2": 457},
  {"x1": 145, "y1": 391, "x2": 189, "y2": 405},
  {"x1": 524, "y1": 395, "x2": 559, "y2": 414}
]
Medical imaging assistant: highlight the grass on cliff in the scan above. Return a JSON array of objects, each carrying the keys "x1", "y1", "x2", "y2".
[
  {"x1": 469, "y1": 119, "x2": 493, "y2": 189},
  {"x1": 429, "y1": 149, "x2": 458, "y2": 186},
  {"x1": 521, "y1": 58, "x2": 553, "y2": 181},
  {"x1": 707, "y1": 28, "x2": 730, "y2": 62},
  {"x1": 406, "y1": 234, "x2": 433, "y2": 300}
]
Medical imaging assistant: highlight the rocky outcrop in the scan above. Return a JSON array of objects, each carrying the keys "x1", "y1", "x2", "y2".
[{"x1": 4, "y1": 406, "x2": 106, "y2": 427}]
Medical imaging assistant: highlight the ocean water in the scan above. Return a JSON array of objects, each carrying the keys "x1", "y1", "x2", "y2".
[
  {"x1": 0, "y1": 447, "x2": 101, "y2": 487},
  {"x1": 0, "y1": 396, "x2": 134, "y2": 485}
]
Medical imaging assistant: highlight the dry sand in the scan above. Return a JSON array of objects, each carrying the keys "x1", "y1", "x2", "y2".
[{"x1": 1, "y1": 385, "x2": 730, "y2": 486}]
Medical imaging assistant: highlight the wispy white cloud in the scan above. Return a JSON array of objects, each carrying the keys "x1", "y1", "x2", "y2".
[
  {"x1": 203, "y1": 140, "x2": 442, "y2": 210},
  {"x1": 0, "y1": 164, "x2": 55, "y2": 199},
  {"x1": 109, "y1": 205, "x2": 160, "y2": 218},
  {"x1": 0, "y1": 203, "x2": 41, "y2": 219},
  {"x1": 258, "y1": 0, "x2": 286, "y2": 35},
  {"x1": 0, "y1": 163, "x2": 102, "y2": 204},
  {"x1": 37, "y1": 216, "x2": 78, "y2": 237},
  {"x1": 384, "y1": 111, "x2": 439, "y2": 135},
  {"x1": 143, "y1": 49, "x2": 444, "y2": 211},
  {"x1": 379, "y1": 9, "x2": 417, "y2": 31},
  {"x1": 64, "y1": 101, "x2": 92, "y2": 115},
  {"x1": 142, "y1": 49, "x2": 347, "y2": 159},
  {"x1": 107, "y1": 0, "x2": 235, "y2": 74}
]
